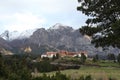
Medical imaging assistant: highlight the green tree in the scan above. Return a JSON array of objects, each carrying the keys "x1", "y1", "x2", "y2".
[
  {"x1": 0, "y1": 53, "x2": 8, "y2": 79},
  {"x1": 56, "y1": 53, "x2": 60, "y2": 59},
  {"x1": 85, "y1": 75, "x2": 92, "y2": 80},
  {"x1": 52, "y1": 55, "x2": 56, "y2": 61},
  {"x1": 93, "y1": 54, "x2": 99, "y2": 62},
  {"x1": 79, "y1": 75, "x2": 85, "y2": 80},
  {"x1": 52, "y1": 53, "x2": 60, "y2": 60},
  {"x1": 77, "y1": 0, "x2": 120, "y2": 48},
  {"x1": 107, "y1": 53, "x2": 116, "y2": 62},
  {"x1": 81, "y1": 53, "x2": 87, "y2": 64},
  {"x1": 117, "y1": 54, "x2": 120, "y2": 64}
]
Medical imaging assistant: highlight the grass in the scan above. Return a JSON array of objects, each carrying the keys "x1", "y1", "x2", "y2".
[
  {"x1": 37, "y1": 66, "x2": 120, "y2": 80},
  {"x1": 33, "y1": 58, "x2": 120, "y2": 80},
  {"x1": 98, "y1": 60, "x2": 120, "y2": 67},
  {"x1": 76, "y1": 66, "x2": 120, "y2": 80}
]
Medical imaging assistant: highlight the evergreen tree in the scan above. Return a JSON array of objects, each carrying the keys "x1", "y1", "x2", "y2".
[
  {"x1": 93, "y1": 54, "x2": 99, "y2": 62},
  {"x1": 52, "y1": 55, "x2": 56, "y2": 61},
  {"x1": 79, "y1": 75, "x2": 85, "y2": 80},
  {"x1": 117, "y1": 54, "x2": 120, "y2": 64},
  {"x1": 107, "y1": 53, "x2": 116, "y2": 62},
  {"x1": 85, "y1": 75, "x2": 92, "y2": 80},
  {"x1": 81, "y1": 53, "x2": 87, "y2": 64},
  {"x1": 56, "y1": 53, "x2": 60, "y2": 59},
  {"x1": 77, "y1": 0, "x2": 120, "y2": 48},
  {"x1": 0, "y1": 53, "x2": 8, "y2": 79}
]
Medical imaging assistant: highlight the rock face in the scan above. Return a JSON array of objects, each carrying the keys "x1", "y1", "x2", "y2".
[
  {"x1": 30, "y1": 24, "x2": 81, "y2": 51},
  {"x1": 0, "y1": 23, "x2": 120, "y2": 55},
  {"x1": 0, "y1": 37, "x2": 12, "y2": 49},
  {"x1": 0, "y1": 37, "x2": 13, "y2": 55},
  {"x1": 28, "y1": 24, "x2": 101, "y2": 55}
]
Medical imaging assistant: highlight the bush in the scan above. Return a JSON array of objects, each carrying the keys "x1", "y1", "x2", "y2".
[
  {"x1": 79, "y1": 75, "x2": 92, "y2": 80},
  {"x1": 85, "y1": 75, "x2": 92, "y2": 80}
]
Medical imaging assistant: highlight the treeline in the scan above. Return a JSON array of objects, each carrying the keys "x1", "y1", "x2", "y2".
[
  {"x1": 0, "y1": 54, "x2": 61, "y2": 79},
  {"x1": 0, "y1": 54, "x2": 31, "y2": 80},
  {"x1": 31, "y1": 60, "x2": 58, "y2": 72},
  {"x1": 0, "y1": 53, "x2": 92, "y2": 80},
  {"x1": 92, "y1": 53, "x2": 120, "y2": 64}
]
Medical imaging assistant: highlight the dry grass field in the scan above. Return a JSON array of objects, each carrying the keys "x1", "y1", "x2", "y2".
[{"x1": 38, "y1": 66, "x2": 120, "y2": 80}]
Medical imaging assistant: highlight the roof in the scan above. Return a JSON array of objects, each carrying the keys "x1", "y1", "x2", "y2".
[{"x1": 46, "y1": 52, "x2": 57, "y2": 55}]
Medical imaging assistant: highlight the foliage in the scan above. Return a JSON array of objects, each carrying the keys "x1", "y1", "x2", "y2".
[
  {"x1": 79, "y1": 75, "x2": 92, "y2": 80},
  {"x1": 52, "y1": 53, "x2": 60, "y2": 61},
  {"x1": 77, "y1": 0, "x2": 120, "y2": 48},
  {"x1": 107, "y1": 53, "x2": 116, "y2": 62},
  {"x1": 108, "y1": 77, "x2": 117, "y2": 80},
  {"x1": 80, "y1": 53, "x2": 87, "y2": 64},
  {"x1": 32, "y1": 61, "x2": 58, "y2": 72},
  {"x1": 93, "y1": 54, "x2": 99, "y2": 62},
  {"x1": 0, "y1": 53, "x2": 9, "y2": 79},
  {"x1": 1, "y1": 54, "x2": 120, "y2": 80},
  {"x1": 79, "y1": 75, "x2": 85, "y2": 80},
  {"x1": 0, "y1": 54, "x2": 32, "y2": 80},
  {"x1": 97, "y1": 60, "x2": 119, "y2": 67},
  {"x1": 56, "y1": 53, "x2": 60, "y2": 59},
  {"x1": 85, "y1": 75, "x2": 92, "y2": 80},
  {"x1": 117, "y1": 54, "x2": 120, "y2": 64}
]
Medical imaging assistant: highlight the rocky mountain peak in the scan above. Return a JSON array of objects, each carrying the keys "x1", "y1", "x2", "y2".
[
  {"x1": 0, "y1": 29, "x2": 36, "y2": 41},
  {"x1": 0, "y1": 30, "x2": 10, "y2": 41},
  {"x1": 49, "y1": 23, "x2": 72, "y2": 30}
]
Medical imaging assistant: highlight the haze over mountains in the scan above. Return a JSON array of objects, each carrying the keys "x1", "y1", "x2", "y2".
[{"x1": 0, "y1": 23, "x2": 119, "y2": 56}]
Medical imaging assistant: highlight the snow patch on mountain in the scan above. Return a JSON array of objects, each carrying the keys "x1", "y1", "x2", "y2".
[
  {"x1": 0, "y1": 29, "x2": 36, "y2": 41},
  {"x1": 49, "y1": 23, "x2": 70, "y2": 30},
  {"x1": 19, "y1": 29, "x2": 36, "y2": 39}
]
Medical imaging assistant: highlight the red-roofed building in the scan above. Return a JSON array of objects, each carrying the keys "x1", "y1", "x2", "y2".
[
  {"x1": 41, "y1": 50, "x2": 88, "y2": 58},
  {"x1": 58, "y1": 50, "x2": 68, "y2": 57},
  {"x1": 46, "y1": 52, "x2": 57, "y2": 58},
  {"x1": 58, "y1": 50, "x2": 88, "y2": 57}
]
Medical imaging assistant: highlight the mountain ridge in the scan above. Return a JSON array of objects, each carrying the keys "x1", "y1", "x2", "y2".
[
  {"x1": 0, "y1": 23, "x2": 120, "y2": 56},
  {"x1": 0, "y1": 29, "x2": 36, "y2": 41}
]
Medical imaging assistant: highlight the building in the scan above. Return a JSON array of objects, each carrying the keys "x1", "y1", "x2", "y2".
[
  {"x1": 41, "y1": 54, "x2": 47, "y2": 58},
  {"x1": 41, "y1": 52, "x2": 57, "y2": 58},
  {"x1": 46, "y1": 52, "x2": 57, "y2": 58},
  {"x1": 41, "y1": 50, "x2": 88, "y2": 58},
  {"x1": 58, "y1": 50, "x2": 88, "y2": 58},
  {"x1": 58, "y1": 50, "x2": 68, "y2": 57}
]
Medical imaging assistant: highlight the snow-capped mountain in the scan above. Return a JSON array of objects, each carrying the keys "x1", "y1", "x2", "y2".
[
  {"x1": 0, "y1": 23, "x2": 120, "y2": 56},
  {"x1": 0, "y1": 29, "x2": 36, "y2": 41},
  {"x1": 19, "y1": 29, "x2": 36, "y2": 39},
  {"x1": 49, "y1": 23, "x2": 72, "y2": 30}
]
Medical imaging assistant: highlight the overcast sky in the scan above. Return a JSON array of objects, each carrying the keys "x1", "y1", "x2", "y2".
[{"x1": 0, "y1": 0, "x2": 87, "y2": 33}]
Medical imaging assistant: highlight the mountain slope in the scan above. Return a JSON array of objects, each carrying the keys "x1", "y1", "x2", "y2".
[
  {"x1": 1, "y1": 23, "x2": 119, "y2": 55},
  {"x1": 0, "y1": 37, "x2": 13, "y2": 55},
  {"x1": 28, "y1": 24, "x2": 100, "y2": 55},
  {"x1": 0, "y1": 37, "x2": 12, "y2": 49}
]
